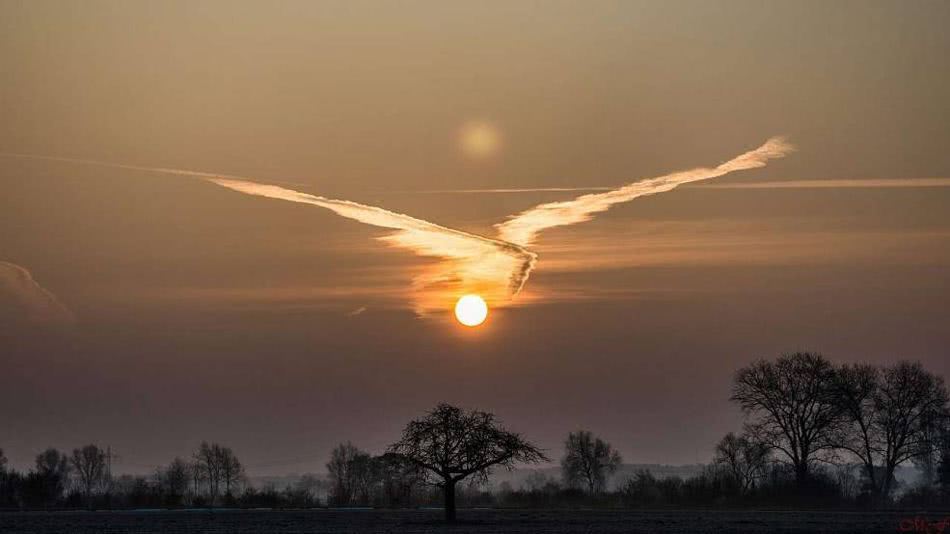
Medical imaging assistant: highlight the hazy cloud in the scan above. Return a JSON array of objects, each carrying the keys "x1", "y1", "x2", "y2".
[
  {"x1": 0, "y1": 261, "x2": 75, "y2": 325},
  {"x1": 534, "y1": 221, "x2": 950, "y2": 273}
]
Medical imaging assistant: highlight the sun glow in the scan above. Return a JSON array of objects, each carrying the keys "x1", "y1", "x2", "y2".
[
  {"x1": 454, "y1": 294, "x2": 488, "y2": 327},
  {"x1": 459, "y1": 121, "x2": 501, "y2": 159}
]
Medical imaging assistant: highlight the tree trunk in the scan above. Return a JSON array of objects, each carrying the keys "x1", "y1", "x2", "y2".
[
  {"x1": 444, "y1": 480, "x2": 457, "y2": 522},
  {"x1": 794, "y1": 462, "x2": 808, "y2": 485},
  {"x1": 862, "y1": 462, "x2": 878, "y2": 501},
  {"x1": 881, "y1": 462, "x2": 896, "y2": 500}
]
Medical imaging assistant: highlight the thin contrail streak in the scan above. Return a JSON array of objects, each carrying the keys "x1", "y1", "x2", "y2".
[
  {"x1": 379, "y1": 178, "x2": 950, "y2": 195},
  {"x1": 0, "y1": 152, "x2": 312, "y2": 189},
  {"x1": 693, "y1": 177, "x2": 950, "y2": 189},
  {"x1": 386, "y1": 186, "x2": 615, "y2": 194}
]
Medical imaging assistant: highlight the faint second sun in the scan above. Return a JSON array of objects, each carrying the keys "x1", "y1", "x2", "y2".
[{"x1": 459, "y1": 121, "x2": 502, "y2": 159}]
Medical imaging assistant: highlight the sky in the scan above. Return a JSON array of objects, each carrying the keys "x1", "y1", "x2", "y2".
[{"x1": 1, "y1": 0, "x2": 949, "y2": 475}]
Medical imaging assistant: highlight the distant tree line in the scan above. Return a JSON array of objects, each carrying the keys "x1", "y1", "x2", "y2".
[
  {"x1": 500, "y1": 353, "x2": 950, "y2": 509},
  {"x1": 2, "y1": 353, "x2": 949, "y2": 515},
  {"x1": 0, "y1": 441, "x2": 320, "y2": 510}
]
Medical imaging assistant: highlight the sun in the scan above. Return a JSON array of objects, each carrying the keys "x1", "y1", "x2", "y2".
[{"x1": 454, "y1": 294, "x2": 488, "y2": 327}]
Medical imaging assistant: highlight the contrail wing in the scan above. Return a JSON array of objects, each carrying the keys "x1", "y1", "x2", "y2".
[
  {"x1": 208, "y1": 178, "x2": 537, "y2": 298},
  {"x1": 0, "y1": 152, "x2": 537, "y2": 309},
  {"x1": 495, "y1": 137, "x2": 795, "y2": 246}
]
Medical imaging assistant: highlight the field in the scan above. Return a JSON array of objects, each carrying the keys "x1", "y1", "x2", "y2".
[{"x1": 2, "y1": 508, "x2": 946, "y2": 533}]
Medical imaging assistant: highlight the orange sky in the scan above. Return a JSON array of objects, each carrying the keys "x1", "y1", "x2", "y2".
[{"x1": 1, "y1": 0, "x2": 949, "y2": 474}]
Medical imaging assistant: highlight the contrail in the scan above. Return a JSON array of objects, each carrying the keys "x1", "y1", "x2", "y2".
[
  {"x1": 0, "y1": 261, "x2": 75, "y2": 325},
  {"x1": 208, "y1": 177, "x2": 538, "y2": 298},
  {"x1": 385, "y1": 186, "x2": 615, "y2": 194},
  {"x1": 0, "y1": 152, "x2": 311, "y2": 189},
  {"x1": 693, "y1": 177, "x2": 950, "y2": 189},
  {"x1": 0, "y1": 152, "x2": 537, "y2": 312},
  {"x1": 496, "y1": 137, "x2": 795, "y2": 246},
  {"x1": 380, "y1": 177, "x2": 950, "y2": 195},
  {"x1": 2, "y1": 137, "x2": 792, "y2": 314}
]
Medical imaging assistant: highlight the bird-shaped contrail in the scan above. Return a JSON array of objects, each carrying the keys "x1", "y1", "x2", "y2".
[{"x1": 1, "y1": 137, "x2": 793, "y2": 314}]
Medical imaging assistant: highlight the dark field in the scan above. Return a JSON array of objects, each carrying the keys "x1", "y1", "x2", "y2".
[{"x1": 2, "y1": 509, "x2": 947, "y2": 534}]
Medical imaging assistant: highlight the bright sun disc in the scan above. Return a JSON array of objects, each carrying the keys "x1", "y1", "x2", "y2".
[{"x1": 454, "y1": 295, "x2": 488, "y2": 327}]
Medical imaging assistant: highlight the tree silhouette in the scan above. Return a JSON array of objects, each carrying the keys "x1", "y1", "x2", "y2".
[
  {"x1": 939, "y1": 434, "x2": 950, "y2": 499},
  {"x1": 70, "y1": 444, "x2": 108, "y2": 509},
  {"x1": 832, "y1": 363, "x2": 886, "y2": 498},
  {"x1": 192, "y1": 441, "x2": 243, "y2": 505},
  {"x1": 375, "y1": 452, "x2": 425, "y2": 507},
  {"x1": 155, "y1": 458, "x2": 190, "y2": 506},
  {"x1": 872, "y1": 362, "x2": 947, "y2": 497},
  {"x1": 34, "y1": 448, "x2": 70, "y2": 507},
  {"x1": 218, "y1": 447, "x2": 244, "y2": 499},
  {"x1": 193, "y1": 442, "x2": 220, "y2": 504},
  {"x1": 731, "y1": 352, "x2": 841, "y2": 485},
  {"x1": 389, "y1": 403, "x2": 547, "y2": 522},
  {"x1": 714, "y1": 432, "x2": 770, "y2": 492},
  {"x1": 561, "y1": 430, "x2": 622, "y2": 494},
  {"x1": 833, "y1": 361, "x2": 949, "y2": 499},
  {"x1": 326, "y1": 441, "x2": 369, "y2": 506}
]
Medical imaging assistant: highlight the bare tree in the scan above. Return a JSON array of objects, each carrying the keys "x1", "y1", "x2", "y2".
[
  {"x1": 939, "y1": 429, "x2": 950, "y2": 498},
  {"x1": 561, "y1": 430, "x2": 622, "y2": 494},
  {"x1": 713, "y1": 432, "x2": 770, "y2": 492},
  {"x1": 70, "y1": 444, "x2": 108, "y2": 508},
  {"x1": 187, "y1": 442, "x2": 245, "y2": 505},
  {"x1": 873, "y1": 362, "x2": 948, "y2": 497},
  {"x1": 388, "y1": 403, "x2": 547, "y2": 522},
  {"x1": 0, "y1": 448, "x2": 13, "y2": 508},
  {"x1": 326, "y1": 441, "x2": 367, "y2": 506},
  {"x1": 35, "y1": 448, "x2": 69, "y2": 478},
  {"x1": 155, "y1": 457, "x2": 190, "y2": 506},
  {"x1": 190, "y1": 459, "x2": 204, "y2": 502},
  {"x1": 218, "y1": 447, "x2": 244, "y2": 498},
  {"x1": 194, "y1": 441, "x2": 222, "y2": 504},
  {"x1": 34, "y1": 448, "x2": 70, "y2": 506},
  {"x1": 831, "y1": 363, "x2": 884, "y2": 497},
  {"x1": 911, "y1": 409, "x2": 945, "y2": 488},
  {"x1": 350, "y1": 452, "x2": 378, "y2": 505},
  {"x1": 731, "y1": 352, "x2": 841, "y2": 484},
  {"x1": 833, "y1": 362, "x2": 950, "y2": 499},
  {"x1": 375, "y1": 452, "x2": 424, "y2": 507}
]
